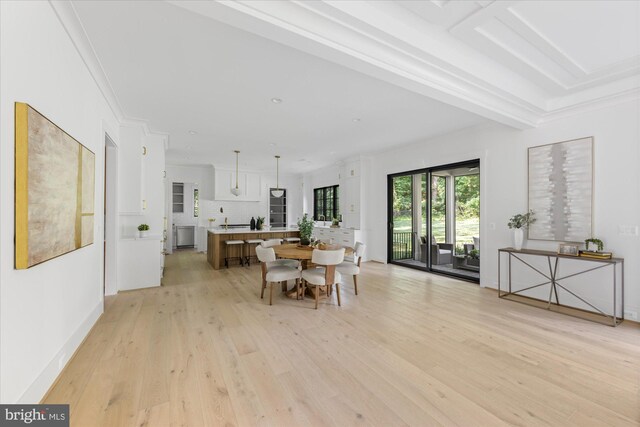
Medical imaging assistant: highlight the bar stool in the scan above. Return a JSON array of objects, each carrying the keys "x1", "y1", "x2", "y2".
[
  {"x1": 284, "y1": 237, "x2": 301, "y2": 244},
  {"x1": 244, "y1": 238, "x2": 264, "y2": 266},
  {"x1": 225, "y1": 240, "x2": 245, "y2": 268}
]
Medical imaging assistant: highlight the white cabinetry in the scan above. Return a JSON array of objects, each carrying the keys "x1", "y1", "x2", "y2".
[
  {"x1": 118, "y1": 237, "x2": 163, "y2": 290},
  {"x1": 312, "y1": 227, "x2": 362, "y2": 247},
  {"x1": 214, "y1": 168, "x2": 261, "y2": 201}
]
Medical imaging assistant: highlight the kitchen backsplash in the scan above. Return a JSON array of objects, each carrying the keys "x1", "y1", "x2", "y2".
[{"x1": 199, "y1": 199, "x2": 267, "y2": 227}]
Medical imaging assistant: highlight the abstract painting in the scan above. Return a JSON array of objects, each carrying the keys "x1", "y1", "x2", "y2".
[
  {"x1": 528, "y1": 137, "x2": 593, "y2": 242},
  {"x1": 15, "y1": 103, "x2": 95, "y2": 269}
]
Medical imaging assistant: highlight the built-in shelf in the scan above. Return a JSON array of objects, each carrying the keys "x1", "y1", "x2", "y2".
[
  {"x1": 172, "y1": 182, "x2": 184, "y2": 213},
  {"x1": 269, "y1": 188, "x2": 287, "y2": 228}
]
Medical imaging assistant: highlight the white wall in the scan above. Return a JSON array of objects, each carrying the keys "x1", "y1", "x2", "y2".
[
  {"x1": 0, "y1": 1, "x2": 120, "y2": 403},
  {"x1": 365, "y1": 100, "x2": 640, "y2": 317}
]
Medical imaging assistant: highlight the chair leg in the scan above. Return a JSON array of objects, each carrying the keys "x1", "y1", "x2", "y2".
[
  {"x1": 295, "y1": 279, "x2": 300, "y2": 300},
  {"x1": 315, "y1": 285, "x2": 319, "y2": 309},
  {"x1": 269, "y1": 282, "x2": 274, "y2": 306},
  {"x1": 353, "y1": 275, "x2": 358, "y2": 295},
  {"x1": 301, "y1": 279, "x2": 305, "y2": 300},
  {"x1": 336, "y1": 283, "x2": 341, "y2": 306},
  {"x1": 260, "y1": 278, "x2": 266, "y2": 299}
]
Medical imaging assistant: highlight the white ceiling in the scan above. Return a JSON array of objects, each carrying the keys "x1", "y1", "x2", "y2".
[
  {"x1": 72, "y1": 1, "x2": 485, "y2": 173},
  {"x1": 70, "y1": 0, "x2": 640, "y2": 172}
]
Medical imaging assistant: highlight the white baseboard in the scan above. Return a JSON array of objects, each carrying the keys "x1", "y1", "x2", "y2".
[{"x1": 18, "y1": 301, "x2": 103, "y2": 403}]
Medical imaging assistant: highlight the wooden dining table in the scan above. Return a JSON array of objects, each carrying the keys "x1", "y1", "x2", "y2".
[{"x1": 273, "y1": 243, "x2": 353, "y2": 299}]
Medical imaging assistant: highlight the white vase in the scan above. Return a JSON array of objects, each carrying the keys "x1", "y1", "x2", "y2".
[
  {"x1": 514, "y1": 228, "x2": 524, "y2": 250},
  {"x1": 139, "y1": 230, "x2": 148, "y2": 238}
]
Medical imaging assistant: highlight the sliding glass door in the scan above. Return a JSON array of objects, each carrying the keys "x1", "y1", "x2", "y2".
[{"x1": 388, "y1": 160, "x2": 480, "y2": 282}]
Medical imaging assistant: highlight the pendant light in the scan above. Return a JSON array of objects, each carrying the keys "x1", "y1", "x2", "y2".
[
  {"x1": 271, "y1": 155, "x2": 284, "y2": 198},
  {"x1": 231, "y1": 150, "x2": 241, "y2": 196}
]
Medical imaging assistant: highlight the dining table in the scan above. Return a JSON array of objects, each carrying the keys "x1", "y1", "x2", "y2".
[{"x1": 273, "y1": 243, "x2": 353, "y2": 299}]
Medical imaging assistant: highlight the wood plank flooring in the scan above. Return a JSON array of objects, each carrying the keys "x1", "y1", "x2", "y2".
[{"x1": 43, "y1": 250, "x2": 640, "y2": 426}]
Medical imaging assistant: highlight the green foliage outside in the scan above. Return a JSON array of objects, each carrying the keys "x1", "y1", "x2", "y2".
[{"x1": 391, "y1": 173, "x2": 480, "y2": 255}]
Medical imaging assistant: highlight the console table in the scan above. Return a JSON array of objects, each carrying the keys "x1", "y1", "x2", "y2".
[{"x1": 498, "y1": 247, "x2": 624, "y2": 326}]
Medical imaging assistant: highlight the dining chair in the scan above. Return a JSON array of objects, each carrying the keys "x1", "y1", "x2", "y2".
[
  {"x1": 261, "y1": 239, "x2": 283, "y2": 248},
  {"x1": 336, "y1": 242, "x2": 365, "y2": 295},
  {"x1": 255, "y1": 246, "x2": 301, "y2": 305},
  {"x1": 301, "y1": 248, "x2": 345, "y2": 309},
  {"x1": 260, "y1": 239, "x2": 298, "y2": 269}
]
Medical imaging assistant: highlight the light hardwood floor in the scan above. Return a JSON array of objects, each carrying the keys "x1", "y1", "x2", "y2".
[{"x1": 44, "y1": 250, "x2": 640, "y2": 426}]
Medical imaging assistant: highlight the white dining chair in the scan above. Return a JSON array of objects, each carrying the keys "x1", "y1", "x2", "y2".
[
  {"x1": 336, "y1": 242, "x2": 365, "y2": 295},
  {"x1": 255, "y1": 246, "x2": 301, "y2": 305},
  {"x1": 260, "y1": 239, "x2": 298, "y2": 270},
  {"x1": 301, "y1": 248, "x2": 345, "y2": 309},
  {"x1": 261, "y1": 239, "x2": 283, "y2": 248}
]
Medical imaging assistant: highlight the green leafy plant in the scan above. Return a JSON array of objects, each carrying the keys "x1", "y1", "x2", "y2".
[
  {"x1": 584, "y1": 238, "x2": 604, "y2": 252},
  {"x1": 468, "y1": 249, "x2": 480, "y2": 259},
  {"x1": 332, "y1": 217, "x2": 340, "y2": 226},
  {"x1": 508, "y1": 210, "x2": 536, "y2": 229},
  {"x1": 256, "y1": 216, "x2": 265, "y2": 230},
  {"x1": 137, "y1": 224, "x2": 149, "y2": 231},
  {"x1": 297, "y1": 214, "x2": 314, "y2": 245}
]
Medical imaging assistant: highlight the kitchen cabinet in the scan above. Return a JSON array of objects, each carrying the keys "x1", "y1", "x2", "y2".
[
  {"x1": 214, "y1": 168, "x2": 261, "y2": 201},
  {"x1": 312, "y1": 227, "x2": 362, "y2": 248},
  {"x1": 118, "y1": 237, "x2": 163, "y2": 290}
]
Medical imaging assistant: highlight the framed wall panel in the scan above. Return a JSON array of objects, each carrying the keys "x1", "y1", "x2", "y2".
[
  {"x1": 15, "y1": 102, "x2": 95, "y2": 269},
  {"x1": 528, "y1": 136, "x2": 593, "y2": 243}
]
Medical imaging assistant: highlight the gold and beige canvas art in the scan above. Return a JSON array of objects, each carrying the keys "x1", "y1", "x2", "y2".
[{"x1": 15, "y1": 103, "x2": 95, "y2": 269}]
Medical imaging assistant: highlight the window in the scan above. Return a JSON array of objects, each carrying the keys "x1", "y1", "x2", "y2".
[
  {"x1": 313, "y1": 185, "x2": 339, "y2": 221},
  {"x1": 193, "y1": 188, "x2": 199, "y2": 217}
]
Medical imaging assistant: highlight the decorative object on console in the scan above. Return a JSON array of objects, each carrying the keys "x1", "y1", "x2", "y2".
[
  {"x1": 270, "y1": 155, "x2": 285, "y2": 198},
  {"x1": 231, "y1": 150, "x2": 241, "y2": 196},
  {"x1": 297, "y1": 214, "x2": 314, "y2": 246},
  {"x1": 256, "y1": 216, "x2": 265, "y2": 230},
  {"x1": 14, "y1": 102, "x2": 96, "y2": 269},
  {"x1": 508, "y1": 210, "x2": 536, "y2": 250},
  {"x1": 528, "y1": 137, "x2": 593, "y2": 242},
  {"x1": 138, "y1": 224, "x2": 150, "y2": 238},
  {"x1": 558, "y1": 243, "x2": 579, "y2": 256},
  {"x1": 584, "y1": 238, "x2": 604, "y2": 252},
  {"x1": 250, "y1": 216, "x2": 256, "y2": 230}
]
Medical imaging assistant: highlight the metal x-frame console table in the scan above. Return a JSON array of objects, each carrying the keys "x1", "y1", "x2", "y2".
[{"x1": 498, "y1": 248, "x2": 624, "y2": 326}]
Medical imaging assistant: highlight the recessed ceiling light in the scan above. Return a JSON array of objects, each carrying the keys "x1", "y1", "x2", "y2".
[
  {"x1": 330, "y1": 151, "x2": 336, "y2": 155},
  {"x1": 269, "y1": 143, "x2": 277, "y2": 147},
  {"x1": 188, "y1": 130, "x2": 197, "y2": 135},
  {"x1": 352, "y1": 118, "x2": 361, "y2": 122},
  {"x1": 271, "y1": 98, "x2": 283, "y2": 104},
  {"x1": 186, "y1": 145, "x2": 192, "y2": 150}
]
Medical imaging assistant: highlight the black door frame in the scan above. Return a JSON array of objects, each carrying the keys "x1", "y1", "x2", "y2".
[{"x1": 387, "y1": 159, "x2": 480, "y2": 283}]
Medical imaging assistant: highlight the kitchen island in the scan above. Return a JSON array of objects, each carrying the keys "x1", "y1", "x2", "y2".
[{"x1": 207, "y1": 228, "x2": 300, "y2": 270}]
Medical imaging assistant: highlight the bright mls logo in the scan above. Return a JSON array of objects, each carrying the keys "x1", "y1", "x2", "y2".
[{"x1": 0, "y1": 405, "x2": 68, "y2": 426}]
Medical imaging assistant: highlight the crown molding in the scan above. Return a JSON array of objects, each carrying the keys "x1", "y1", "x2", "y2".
[
  {"x1": 171, "y1": 0, "x2": 639, "y2": 129},
  {"x1": 49, "y1": 0, "x2": 169, "y2": 148}
]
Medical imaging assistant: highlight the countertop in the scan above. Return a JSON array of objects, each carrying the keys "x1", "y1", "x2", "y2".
[{"x1": 208, "y1": 227, "x2": 300, "y2": 235}]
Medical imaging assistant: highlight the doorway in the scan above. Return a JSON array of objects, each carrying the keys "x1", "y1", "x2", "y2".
[
  {"x1": 104, "y1": 134, "x2": 117, "y2": 295},
  {"x1": 388, "y1": 160, "x2": 480, "y2": 282}
]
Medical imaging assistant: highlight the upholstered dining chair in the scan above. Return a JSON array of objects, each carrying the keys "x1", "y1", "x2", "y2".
[
  {"x1": 336, "y1": 242, "x2": 365, "y2": 295},
  {"x1": 301, "y1": 248, "x2": 345, "y2": 309},
  {"x1": 255, "y1": 246, "x2": 301, "y2": 305},
  {"x1": 260, "y1": 239, "x2": 298, "y2": 269}
]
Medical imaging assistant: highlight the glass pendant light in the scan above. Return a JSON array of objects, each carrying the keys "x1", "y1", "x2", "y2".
[
  {"x1": 231, "y1": 150, "x2": 241, "y2": 196},
  {"x1": 271, "y1": 155, "x2": 284, "y2": 198}
]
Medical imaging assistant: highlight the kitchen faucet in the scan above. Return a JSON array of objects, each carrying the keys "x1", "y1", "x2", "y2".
[{"x1": 224, "y1": 217, "x2": 228, "y2": 230}]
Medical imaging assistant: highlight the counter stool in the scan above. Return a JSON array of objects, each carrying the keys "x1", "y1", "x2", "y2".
[
  {"x1": 225, "y1": 240, "x2": 245, "y2": 268},
  {"x1": 244, "y1": 238, "x2": 264, "y2": 266},
  {"x1": 284, "y1": 237, "x2": 300, "y2": 243}
]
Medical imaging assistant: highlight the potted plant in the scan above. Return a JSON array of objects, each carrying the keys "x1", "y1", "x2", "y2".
[
  {"x1": 297, "y1": 214, "x2": 314, "y2": 246},
  {"x1": 256, "y1": 216, "x2": 265, "y2": 230},
  {"x1": 137, "y1": 224, "x2": 150, "y2": 238},
  {"x1": 507, "y1": 210, "x2": 535, "y2": 250},
  {"x1": 467, "y1": 249, "x2": 480, "y2": 267},
  {"x1": 330, "y1": 217, "x2": 340, "y2": 228},
  {"x1": 584, "y1": 238, "x2": 604, "y2": 252}
]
